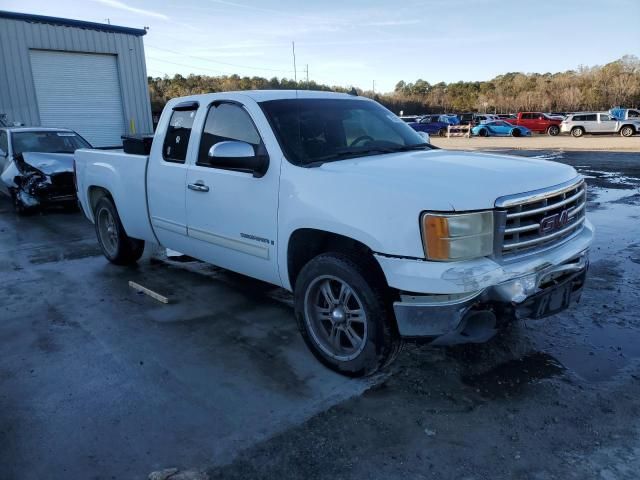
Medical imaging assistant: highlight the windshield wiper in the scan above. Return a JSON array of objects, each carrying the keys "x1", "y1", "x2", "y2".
[
  {"x1": 302, "y1": 143, "x2": 436, "y2": 168},
  {"x1": 390, "y1": 143, "x2": 437, "y2": 152},
  {"x1": 303, "y1": 147, "x2": 397, "y2": 167}
]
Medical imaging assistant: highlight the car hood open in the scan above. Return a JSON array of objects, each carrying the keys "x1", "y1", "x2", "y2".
[{"x1": 20, "y1": 152, "x2": 75, "y2": 175}]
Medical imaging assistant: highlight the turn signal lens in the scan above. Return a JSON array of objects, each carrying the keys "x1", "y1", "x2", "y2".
[
  {"x1": 423, "y1": 216, "x2": 450, "y2": 260},
  {"x1": 422, "y1": 211, "x2": 494, "y2": 261}
]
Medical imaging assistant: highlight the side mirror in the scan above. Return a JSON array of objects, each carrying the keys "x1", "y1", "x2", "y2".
[
  {"x1": 418, "y1": 131, "x2": 431, "y2": 143},
  {"x1": 207, "y1": 141, "x2": 268, "y2": 177}
]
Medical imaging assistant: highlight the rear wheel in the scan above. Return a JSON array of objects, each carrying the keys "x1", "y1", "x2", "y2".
[
  {"x1": 571, "y1": 127, "x2": 585, "y2": 138},
  {"x1": 620, "y1": 125, "x2": 635, "y2": 137},
  {"x1": 511, "y1": 128, "x2": 521, "y2": 137},
  {"x1": 548, "y1": 125, "x2": 560, "y2": 136},
  {"x1": 478, "y1": 128, "x2": 489, "y2": 137},
  {"x1": 94, "y1": 196, "x2": 144, "y2": 265},
  {"x1": 294, "y1": 252, "x2": 401, "y2": 376},
  {"x1": 438, "y1": 128, "x2": 447, "y2": 137}
]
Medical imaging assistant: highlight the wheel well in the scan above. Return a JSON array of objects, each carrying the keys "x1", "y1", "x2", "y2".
[
  {"x1": 87, "y1": 186, "x2": 112, "y2": 215},
  {"x1": 287, "y1": 229, "x2": 384, "y2": 289},
  {"x1": 621, "y1": 124, "x2": 636, "y2": 132}
]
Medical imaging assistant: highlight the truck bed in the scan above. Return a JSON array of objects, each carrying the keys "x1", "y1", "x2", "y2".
[{"x1": 74, "y1": 149, "x2": 157, "y2": 243}]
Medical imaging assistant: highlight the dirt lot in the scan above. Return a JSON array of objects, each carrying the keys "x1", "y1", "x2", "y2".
[
  {"x1": 2, "y1": 150, "x2": 640, "y2": 479},
  {"x1": 431, "y1": 134, "x2": 640, "y2": 152}
]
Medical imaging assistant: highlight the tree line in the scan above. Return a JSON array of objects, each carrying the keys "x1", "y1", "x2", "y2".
[{"x1": 148, "y1": 55, "x2": 640, "y2": 115}]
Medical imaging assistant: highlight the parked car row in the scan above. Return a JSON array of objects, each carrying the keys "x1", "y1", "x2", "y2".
[{"x1": 406, "y1": 108, "x2": 640, "y2": 138}]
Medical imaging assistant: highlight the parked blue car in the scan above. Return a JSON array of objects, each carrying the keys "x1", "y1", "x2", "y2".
[
  {"x1": 408, "y1": 115, "x2": 449, "y2": 137},
  {"x1": 471, "y1": 120, "x2": 532, "y2": 137}
]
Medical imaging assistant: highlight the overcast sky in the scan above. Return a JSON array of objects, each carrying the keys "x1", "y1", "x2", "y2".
[{"x1": 4, "y1": 0, "x2": 639, "y2": 92}]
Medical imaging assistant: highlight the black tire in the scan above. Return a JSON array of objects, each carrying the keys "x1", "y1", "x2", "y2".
[
  {"x1": 478, "y1": 128, "x2": 489, "y2": 137},
  {"x1": 294, "y1": 252, "x2": 401, "y2": 377},
  {"x1": 511, "y1": 128, "x2": 521, "y2": 137},
  {"x1": 571, "y1": 127, "x2": 585, "y2": 138},
  {"x1": 438, "y1": 128, "x2": 447, "y2": 137},
  {"x1": 548, "y1": 125, "x2": 560, "y2": 136},
  {"x1": 620, "y1": 125, "x2": 635, "y2": 137},
  {"x1": 94, "y1": 196, "x2": 144, "y2": 265}
]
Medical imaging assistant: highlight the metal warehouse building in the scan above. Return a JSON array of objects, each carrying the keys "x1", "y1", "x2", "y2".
[{"x1": 0, "y1": 10, "x2": 152, "y2": 147}]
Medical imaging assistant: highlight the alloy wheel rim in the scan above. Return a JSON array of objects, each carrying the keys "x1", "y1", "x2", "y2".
[
  {"x1": 304, "y1": 275, "x2": 368, "y2": 361},
  {"x1": 97, "y1": 208, "x2": 118, "y2": 256}
]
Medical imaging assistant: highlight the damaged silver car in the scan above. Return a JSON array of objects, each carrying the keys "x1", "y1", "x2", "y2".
[{"x1": 0, "y1": 127, "x2": 91, "y2": 213}]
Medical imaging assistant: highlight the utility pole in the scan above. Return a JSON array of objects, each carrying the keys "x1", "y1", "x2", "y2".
[
  {"x1": 305, "y1": 64, "x2": 309, "y2": 87},
  {"x1": 291, "y1": 41, "x2": 297, "y2": 84},
  {"x1": 372, "y1": 80, "x2": 375, "y2": 94}
]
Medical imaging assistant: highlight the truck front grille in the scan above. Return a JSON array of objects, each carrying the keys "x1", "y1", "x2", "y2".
[{"x1": 495, "y1": 178, "x2": 587, "y2": 259}]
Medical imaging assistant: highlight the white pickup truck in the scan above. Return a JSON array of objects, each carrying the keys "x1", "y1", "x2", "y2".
[{"x1": 75, "y1": 90, "x2": 593, "y2": 376}]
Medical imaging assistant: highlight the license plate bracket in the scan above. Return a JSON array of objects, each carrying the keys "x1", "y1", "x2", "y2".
[{"x1": 516, "y1": 268, "x2": 587, "y2": 320}]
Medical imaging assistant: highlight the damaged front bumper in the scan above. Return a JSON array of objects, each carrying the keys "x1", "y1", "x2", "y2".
[
  {"x1": 14, "y1": 172, "x2": 76, "y2": 208},
  {"x1": 376, "y1": 221, "x2": 594, "y2": 345},
  {"x1": 392, "y1": 252, "x2": 588, "y2": 344}
]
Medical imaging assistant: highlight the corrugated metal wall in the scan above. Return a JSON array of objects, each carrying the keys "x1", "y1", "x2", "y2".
[{"x1": 0, "y1": 16, "x2": 152, "y2": 135}]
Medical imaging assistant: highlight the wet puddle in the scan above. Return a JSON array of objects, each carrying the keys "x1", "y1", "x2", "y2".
[{"x1": 462, "y1": 352, "x2": 564, "y2": 399}]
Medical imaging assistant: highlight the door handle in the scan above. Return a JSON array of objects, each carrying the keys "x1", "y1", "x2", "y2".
[{"x1": 188, "y1": 182, "x2": 209, "y2": 192}]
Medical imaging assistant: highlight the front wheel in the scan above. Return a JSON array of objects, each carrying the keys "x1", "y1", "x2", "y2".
[
  {"x1": 294, "y1": 253, "x2": 401, "y2": 376},
  {"x1": 620, "y1": 125, "x2": 635, "y2": 137},
  {"x1": 548, "y1": 125, "x2": 560, "y2": 136},
  {"x1": 94, "y1": 196, "x2": 145, "y2": 265},
  {"x1": 438, "y1": 128, "x2": 447, "y2": 137},
  {"x1": 511, "y1": 128, "x2": 521, "y2": 137},
  {"x1": 478, "y1": 128, "x2": 489, "y2": 137}
]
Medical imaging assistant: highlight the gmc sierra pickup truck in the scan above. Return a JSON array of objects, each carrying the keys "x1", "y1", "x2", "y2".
[
  {"x1": 75, "y1": 90, "x2": 593, "y2": 376},
  {"x1": 506, "y1": 112, "x2": 562, "y2": 135}
]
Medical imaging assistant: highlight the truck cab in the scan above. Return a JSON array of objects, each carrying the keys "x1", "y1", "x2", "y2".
[{"x1": 74, "y1": 90, "x2": 593, "y2": 376}]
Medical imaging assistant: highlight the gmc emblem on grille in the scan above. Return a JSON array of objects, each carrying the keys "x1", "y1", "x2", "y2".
[{"x1": 539, "y1": 209, "x2": 570, "y2": 234}]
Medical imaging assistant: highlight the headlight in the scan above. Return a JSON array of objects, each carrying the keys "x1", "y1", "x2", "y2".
[{"x1": 421, "y1": 211, "x2": 494, "y2": 261}]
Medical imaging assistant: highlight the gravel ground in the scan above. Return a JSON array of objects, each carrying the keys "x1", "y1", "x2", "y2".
[{"x1": 431, "y1": 135, "x2": 640, "y2": 152}]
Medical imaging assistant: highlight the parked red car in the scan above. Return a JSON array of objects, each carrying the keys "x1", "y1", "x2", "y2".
[{"x1": 506, "y1": 112, "x2": 562, "y2": 136}]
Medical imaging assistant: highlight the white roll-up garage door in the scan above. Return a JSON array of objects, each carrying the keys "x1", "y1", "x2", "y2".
[{"x1": 29, "y1": 50, "x2": 126, "y2": 147}]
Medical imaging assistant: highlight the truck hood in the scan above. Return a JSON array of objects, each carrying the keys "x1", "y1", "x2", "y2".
[
  {"x1": 318, "y1": 149, "x2": 578, "y2": 210},
  {"x1": 20, "y1": 152, "x2": 74, "y2": 176}
]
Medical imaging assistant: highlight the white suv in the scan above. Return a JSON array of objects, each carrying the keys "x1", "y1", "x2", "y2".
[{"x1": 561, "y1": 112, "x2": 639, "y2": 137}]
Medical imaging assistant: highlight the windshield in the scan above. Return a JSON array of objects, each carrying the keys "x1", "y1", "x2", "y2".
[
  {"x1": 12, "y1": 131, "x2": 92, "y2": 155},
  {"x1": 260, "y1": 98, "x2": 433, "y2": 166}
]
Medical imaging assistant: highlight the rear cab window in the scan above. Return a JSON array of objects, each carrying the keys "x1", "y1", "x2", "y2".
[{"x1": 163, "y1": 102, "x2": 198, "y2": 163}]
